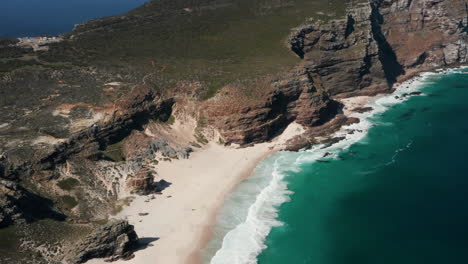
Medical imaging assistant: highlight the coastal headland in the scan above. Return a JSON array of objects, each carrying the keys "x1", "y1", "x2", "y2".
[{"x1": 0, "y1": 0, "x2": 466, "y2": 263}]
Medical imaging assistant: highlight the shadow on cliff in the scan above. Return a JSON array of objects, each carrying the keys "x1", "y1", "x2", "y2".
[
  {"x1": 24, "y1": 192, "x2": 66, "y2": 223},
  {"x1": 370, "y1": 0, "x2": 405, "y2": 87},
  {"x1": 313, "y1": 100, "x2": 344, "y2": 127},
  {"x1": 0, "y1": 185, "x2": 67, "y2": 228},
  {"x1": 96, "y1": 98, "x2": 175, "y2": 160}
]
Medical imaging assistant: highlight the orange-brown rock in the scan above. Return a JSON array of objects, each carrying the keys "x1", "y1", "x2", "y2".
[
  {"x1": 126, "y1": 168, "x2": 154, "y2": 195},
  {"x1": 204, "y1": 69, "x2": 341, "y2": 145},
  {"x1": 205, "y1": 0, "x2": 467, "y2": 145}
]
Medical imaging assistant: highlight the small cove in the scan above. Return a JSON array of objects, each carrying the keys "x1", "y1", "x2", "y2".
[{"x1": 204, "y1": 68, "x2": 468, "y2": 264}]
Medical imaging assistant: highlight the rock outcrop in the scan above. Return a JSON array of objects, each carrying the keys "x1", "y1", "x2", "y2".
[
  {"x1": 0, "y1": 82, "x2": 175, "y2": 225},
  {"x1": 65, "y1": 220, "x2": 139, "y2": 264},
  {"x1": 126, "y1": 168, "x2": 156, "y2": 195},
  {"x1": 1, "y1": 0, "x2": 465, "y2": 228},
  {"x1": 203, "y1": 68, "x2": 340, "y2": 144},
  {"x1": 291, "y1": 0, "x2": 467, "y2": 95},
  {"x1": 0, "y1": 179, "x2": 65, "y2": 227},
  {"x1": 0, "y1": 85, "x2": 174, "y2": 181},
  {"x1": 289, "y1": 1, "x2": 392, "y2": 96},
  {"x1": 0, "y1": 0, "x2": 466, "y2": 261},
  {"x1": 205, "y1": 0, "x2": 467, "y2": 145}
]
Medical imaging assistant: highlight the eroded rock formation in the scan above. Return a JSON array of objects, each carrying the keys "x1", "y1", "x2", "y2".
[
  {"x1": 0, "y1": 179, "x2": 65, "y2": 227},
  {"x1": 205, "y1": 0, "x2": 467, "y2": 145},
  {"x1": 65, "y1": 220, "x2": 139, "y2": 264},
  {"x1": 0, "y1": 0, "x2": 466, "y2": 261}
]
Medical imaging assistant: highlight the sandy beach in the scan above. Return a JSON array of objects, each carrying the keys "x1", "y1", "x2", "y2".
[
  {"x1": 87, "y1": 123, "x2": 304, "y2": 264},
  {"x1": 339, "y1": 96, "x2": 372, "y2": 116},
  {"x1": 86, "y1": 96, "x2": 371, "y2": 264}
]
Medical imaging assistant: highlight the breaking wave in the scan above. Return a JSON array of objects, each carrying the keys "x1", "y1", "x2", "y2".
[{"x1": 206, "y1": 68, "x2": 464, "y2": 264}]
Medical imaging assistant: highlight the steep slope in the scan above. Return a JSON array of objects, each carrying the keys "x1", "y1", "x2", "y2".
[
  {"x1": 0, "y1": 0, "x2": 466, "y2": 262},
  {"x1": 206, "y1": 0, "x2": 467, "y2": 145},
  {"x1": 0, "y1": 0, "x2": 349, "y2": 230}
]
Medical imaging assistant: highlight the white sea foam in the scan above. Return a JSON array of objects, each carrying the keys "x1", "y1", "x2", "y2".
[
  {"x1": 207, "y1": 68, "x2": 466, "y2": 264},
  {"x1": 208, "y1": 154, "x2": 297, "y2": 264}
]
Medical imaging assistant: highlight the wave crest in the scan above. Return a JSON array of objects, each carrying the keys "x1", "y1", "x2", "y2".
[{"x1": 207, "y1": 68, "x2": 460, "y2": 264}]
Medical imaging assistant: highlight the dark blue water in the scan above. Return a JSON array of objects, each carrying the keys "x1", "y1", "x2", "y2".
[{"x1": 0, "y1": 0, "x2": 148, "y2": 37}]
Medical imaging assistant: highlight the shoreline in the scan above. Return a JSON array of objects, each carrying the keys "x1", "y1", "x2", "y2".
[
  {"x1": 86, "y1": 123, "x2": 304, "y2": 264},
  {"x1": 186, "y1": 148, "x2": 277, "y2": 264},
  {"x1": 85, "y1": 89, "x2": 407, "y2": 264},
  {"x1": 87, "y1": 68, "x2": 465, "y2": 264},
  {"x1": 204, "y1": 68, "x2": 457, "y2": 263}
]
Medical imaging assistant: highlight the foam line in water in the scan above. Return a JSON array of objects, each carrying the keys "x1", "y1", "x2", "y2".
[
  {"x1": 208, "y1": 67, "x2": 467, "y2": 264},
  {"x1": 209, "y1": 155, "x2": 296, "y2": 264}
]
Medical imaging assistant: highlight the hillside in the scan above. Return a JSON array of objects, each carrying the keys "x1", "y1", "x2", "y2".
[{"x1": 0, "y1": 0, "x2": 466, "y2": 263}]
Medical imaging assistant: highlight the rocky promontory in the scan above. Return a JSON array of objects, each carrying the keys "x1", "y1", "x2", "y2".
[
  {"x1": 65, "y1": 220, "x2": 139, "y2": 264},
  {"x1": 205, "y1": 0, "x2": 467, "y2": 145},
  {"x1": 0, "y1": 0, "x2": 466, "y2": 262}
]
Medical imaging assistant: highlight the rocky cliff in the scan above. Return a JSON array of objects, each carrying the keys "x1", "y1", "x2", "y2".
[
  {"x1": 0, "y1": 81, "x2": 175, "y2": 225},
  {"x1": 65, "y1": 220, "x2": 139, "y2": 264},
  {"x1": 292, "y1": 0, "x2": 467, "y2": 94},
  {"x1": 0, "y1": 0, "x2": 466, "y2": 262},
  {"x1": 206, "y1": 0, "x2": 467, "y2": 145}
]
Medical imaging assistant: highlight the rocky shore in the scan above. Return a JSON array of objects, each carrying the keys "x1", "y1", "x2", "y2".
[{"x1": 0, "y1": 0, "x2": 466, "y2": 263}]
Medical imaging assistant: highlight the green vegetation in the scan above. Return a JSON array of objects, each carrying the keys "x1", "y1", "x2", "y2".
[
  {"x1": 197, "y1": 115, "x2": 208, "y2": 129},
  {"x1": 39, "y1": 0, "x2": 349, "y2": 98},
  {"x1": 92, "y1": 218, "x2": 109, "y2": 225},
  {"x1": 0, "y1": 0, "x2": 354, "y2": 105},
  {"x1": 0, "y1": 58, "x2": 39, "y2": 72},
  {"x1": 102, "y1": 140, "x2": 125, "y2": 162},
  {"x1": 57, "y1": 178, "x2": 80, "y2": 191},
  {"x1": 218, "y1": 137, "x2": 225, "y2": 145},
  {"x1": 163, "y1": 152, "x2": 179, "y2": 159},
  {"x1": 0, "y1": 219, "x2": 93, "y2": 263},
  {"x1": 60, "y1": 195, "x2": 78, "y2": 210},
  {"x1": 158, "y1": 114, "x2": 176, "y2": 125},
  {"x1": 194, "y1": 115, "x2": 209, "y2": 144},
  {"x1": 195, "y1": 132, "x2": 209, "y2": 145},
  {"x1": 111, "y1": 197, "x2": 134, "y2": 216},
  {"x1": 166, "y1": 115, "x2": 176, "y2": 125},
  {"x1": 0, "y1": 226, "x2": 21, "y2": 259},
  {"x1": 190, "y1": 142, "x2": 202, "y2": 148}
]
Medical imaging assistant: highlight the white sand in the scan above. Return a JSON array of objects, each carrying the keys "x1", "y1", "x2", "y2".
[
  {"x1": 339, "y1": 96, "x2": 372, "y2": 116},
  {"x1": 87, "y1": 123, "x2": 304, "y2": 264}
]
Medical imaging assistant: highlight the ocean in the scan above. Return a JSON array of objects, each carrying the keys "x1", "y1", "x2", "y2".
[
  {"x1": 0, "y1": 0, "x2": 148, "y2": 37},
  {"x1": 204, "y1": 67, "x2": 468, "y2": 264}
]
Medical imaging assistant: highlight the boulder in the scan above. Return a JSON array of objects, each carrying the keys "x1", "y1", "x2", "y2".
[
  {"x1": 127, "y1": 168, "x2": 155, "y2": 195},
  {"x1": 65, "y1": 220, "x2": 139, "y2": 263}
]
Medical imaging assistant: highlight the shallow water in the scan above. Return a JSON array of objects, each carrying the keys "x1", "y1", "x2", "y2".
[
  {"x1": 205, "y1": 68, "x2": 468, "y2": 264},
  {"x1": 0, "y1": 0, "x2": 148, "y2": 37}
]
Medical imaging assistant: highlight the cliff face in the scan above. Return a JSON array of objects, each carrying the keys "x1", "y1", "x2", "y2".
[
  {"x1": 380, "y1": 0, "x2": 467, "y2": 68},
  {"x1": 208, "y1": 0, "x2": 467, "y2": 145},
  {"x1": 294, "y1": 0, "x2": 467, "y2": 93},
  {"x1": 0, "y1": 81, "x2": 174, "y2": 225},
  {"x1": 1, "y1": 0, "x2": 466, "y2": 227},
  {"x1": 65, "y1": 220, "x2": 139, "y2": 264},
  {"x1": 0, "y1": 0, "x2": 466, "y2": 261},
  {"x1": 203, "y1": 68, "x2": 339, "y2": 144}
]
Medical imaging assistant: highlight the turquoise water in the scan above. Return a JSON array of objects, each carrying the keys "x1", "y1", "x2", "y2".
[
  {"x1": 206, "y1": 68, "x2": 468, "y2": 263},
  {"x1": 0, "y1": 0, "x2": 148, "y2": 37}
]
